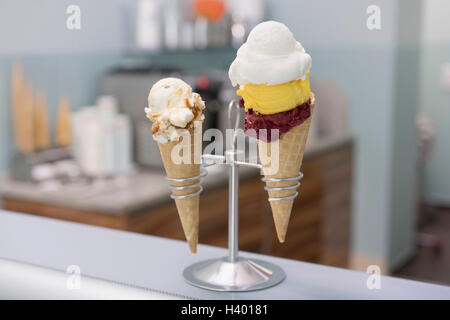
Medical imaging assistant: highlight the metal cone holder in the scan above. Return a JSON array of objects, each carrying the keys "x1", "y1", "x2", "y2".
[
  {"x1": 166, "y1": 168, "x2": 208, "y2": 200},
  {"x1": 167, "y1": 100, "x2": 304, "y2": 291}
]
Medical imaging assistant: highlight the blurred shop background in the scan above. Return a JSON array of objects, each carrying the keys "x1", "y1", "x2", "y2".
[{"x1": 0, "y1": 0, "x2": 449, "y2": 285}]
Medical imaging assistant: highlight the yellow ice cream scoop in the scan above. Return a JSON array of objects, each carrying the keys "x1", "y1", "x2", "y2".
[{"x1": 236, "y1": 75, "x2": 311, "y2": 115}]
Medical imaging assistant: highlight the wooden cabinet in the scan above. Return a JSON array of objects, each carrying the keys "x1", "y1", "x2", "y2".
[{"x1": 3, "y1": 141, "x2": 352, "y2": 268}]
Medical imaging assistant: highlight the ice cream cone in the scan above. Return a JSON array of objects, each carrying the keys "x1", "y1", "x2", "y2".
[
  {"x1": 158, "y1": 127, "x2": 202, "y2": 253},
  {"x1": 258, "y1": 93, "x2": 315, "y2": 242},
  {"x1": 146, "y1": 78, "x2": 205, "y2": 253}
]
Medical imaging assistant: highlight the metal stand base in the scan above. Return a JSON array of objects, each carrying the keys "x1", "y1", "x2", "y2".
[
  {"x1": 172, "y1": 100, "x2": 294, "y2": 292},
  {"x1": 183, "y1": 257, "x2": 286, "y2": 292}
]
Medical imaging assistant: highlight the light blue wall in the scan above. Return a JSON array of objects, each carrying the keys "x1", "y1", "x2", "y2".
[
  {"x1": 0, "y1": 0, "x2": 137, "y2": 173},
  {"x1": 268, "y1": 0, "x2": 420, "y2": 271},
  {"x1": 421, "y1": 46, "x2": 450, "y2": 204},
  {"x1": 0, "y1": 0, "x2": 136, "y2": 54},
  {"x1": 308, "y1": 46, "x2": 396, "y2": 267},
  {"x1": 389, "y1": 46, "x2": 421, "y2": 269},
  {"x1": 420, "y1": 0, "x2": 450, "y2": 205},
  {"x1": 388, "y1": 0, "x2": 422, "y2": 268}
]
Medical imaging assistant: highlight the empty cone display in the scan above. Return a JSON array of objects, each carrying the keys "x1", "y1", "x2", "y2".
[
  {"x1": 56, "y1": 95, "x2": 72, "y2": 147},
  {"x1": 34, "y1": 91, "x2": 51, "y2": 150}
]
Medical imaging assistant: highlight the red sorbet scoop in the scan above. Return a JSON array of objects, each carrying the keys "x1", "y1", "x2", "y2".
[{"x1": 240, "y1": 98, "x2": 312, "y2": 142}]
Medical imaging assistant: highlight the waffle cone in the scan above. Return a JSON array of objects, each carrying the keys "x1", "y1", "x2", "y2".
[
  {"x1": 258, "y1": 92, "x2": 315, "y2": 242},
  {"x1": 158, "y1": 125, "x2": 202, "y2": 253}
]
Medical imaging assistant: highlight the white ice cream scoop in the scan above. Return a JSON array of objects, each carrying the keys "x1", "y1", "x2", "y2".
[
  {"x1": 228, "y1": 21, "x2": 312, "y2": 86},
  {"x1": 145, "y1": 78, "x2": 205, "y2": 143}
]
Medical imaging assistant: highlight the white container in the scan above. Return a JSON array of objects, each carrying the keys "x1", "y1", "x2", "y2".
[
  {"x1": 114, "y1": 114, "x2": 132, "y2": 174},
  {"x1": 136, "y1": 0, "x2": 163, "y2": 51},
  {"x1": 72, "y1": 99, "x2": 133, "y2": 177}
]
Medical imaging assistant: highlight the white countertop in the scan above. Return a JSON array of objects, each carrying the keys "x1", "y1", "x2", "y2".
[
  {"x1": 0, "y1": 210, "x2": 449, "y2": 300},
  {"x1": 0, "y1": 258, "x2": 178, "y2": 300}
]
